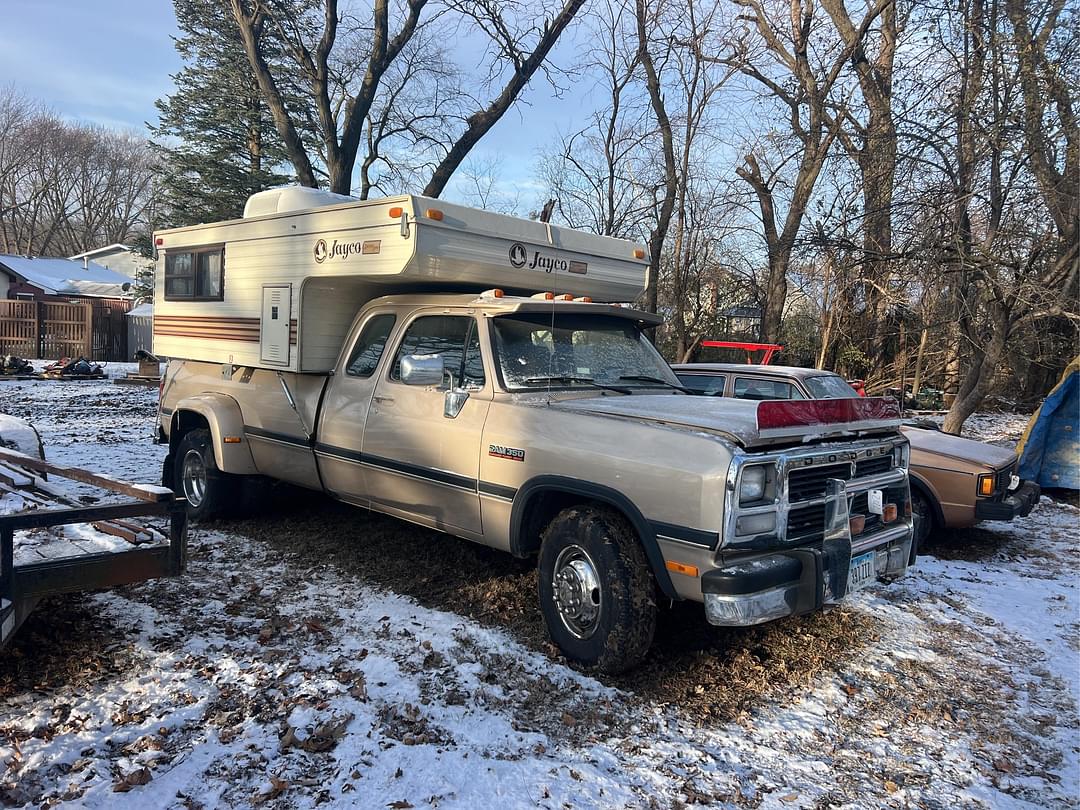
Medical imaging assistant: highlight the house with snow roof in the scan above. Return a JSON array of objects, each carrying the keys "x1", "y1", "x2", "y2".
[{"x1": 0, "y1": 254, "x2": 137, "y2": 361}]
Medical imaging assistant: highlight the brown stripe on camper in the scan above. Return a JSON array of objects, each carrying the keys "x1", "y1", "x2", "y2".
[{"x1": 153, "y1": 315, "x2": 297, "y2": 344}]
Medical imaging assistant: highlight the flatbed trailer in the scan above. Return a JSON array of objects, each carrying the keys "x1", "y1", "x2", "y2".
[{"x1": 0, "y1": 448, "x2": 187, "y2": 647}]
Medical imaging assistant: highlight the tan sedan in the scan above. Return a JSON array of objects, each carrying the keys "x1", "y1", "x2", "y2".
[{"x1": 672, "y1": 363, "x2": 1041, "y2": 548}]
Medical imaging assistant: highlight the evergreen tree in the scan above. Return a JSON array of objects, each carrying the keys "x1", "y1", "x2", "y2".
[{"x1": 151, "y1": 0, "x2": 295, "y2": 226}]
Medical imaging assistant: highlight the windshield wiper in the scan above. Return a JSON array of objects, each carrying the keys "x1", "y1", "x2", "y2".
[
  {"x1": 617, "y1": 374, "x2": 692, "y2": 393},
  {"x1": 523, "y1": 375, "x2": 633, "y2": 394}
]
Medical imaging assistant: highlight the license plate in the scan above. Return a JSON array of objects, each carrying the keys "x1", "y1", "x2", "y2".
[{"x1": 848, "y1": 551, "x2": 877, "y2": 592}]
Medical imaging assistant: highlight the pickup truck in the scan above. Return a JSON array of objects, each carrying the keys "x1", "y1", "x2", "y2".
[{"x1": 158, "y1": 292, "x2": 915, "y2": 672}]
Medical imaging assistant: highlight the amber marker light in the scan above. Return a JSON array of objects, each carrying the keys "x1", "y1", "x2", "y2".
[
  {"x1": 849, "y1": 514, "x2": 866, "y2": 535},
  {"x1": 978, "y1": 474, "x2": 995, "y2": 496},
  {"x1": 388, "y1": 206, "x2": 404, "y2": 218},
  {"x1": 425, "y1": 208, "x2": 444, "y2": 221},
  {"x1": 223, "y1": 436, "x2": 242, "y2": 444},
  {"x1": 882, "y1": 503, "x2": 898, "y2": 523},
  {"x1": 633, "y1": 247, "x2": 646, "y2": 259},
  {"x1": 666, "y1": 560, "x2": 699, "y2": 577}
]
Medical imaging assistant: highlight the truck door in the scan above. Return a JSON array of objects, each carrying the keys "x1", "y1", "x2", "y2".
[
  {"x1": 317, "y1": 310, "x2": 399, "y2": 502},
  {"x1": 362, "y1": 313, "x2": 491, "y2": 535}
]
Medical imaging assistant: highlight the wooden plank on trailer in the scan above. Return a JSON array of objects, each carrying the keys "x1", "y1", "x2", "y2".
[
  {"x1": 0, "y1": 449, "x2": 171, "y2": 502},
  {"x1": 0, "y1": 463, "x2": 34, "y2": 489}
]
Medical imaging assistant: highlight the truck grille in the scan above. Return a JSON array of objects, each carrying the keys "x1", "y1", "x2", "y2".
[
  {"x1": 855, "y1": 455, "x2": 893, "y2": 478},
  {"x1": 780, "y1": 449, "x2": 900, "y2": 544},
  {"x1": 786, "y1": 463, "x2": 850, "y2": 501},
  {"x1": 787, "y1": 503, "x2": 827, "y2": 541}
]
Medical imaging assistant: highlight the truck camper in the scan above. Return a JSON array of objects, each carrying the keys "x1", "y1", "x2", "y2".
[
  {"x1": 155, "y1": 187, "x2": 914, "y2": 672},
  {"x1": 153, "y1": 186, "x2": 647, "y2": 373}
]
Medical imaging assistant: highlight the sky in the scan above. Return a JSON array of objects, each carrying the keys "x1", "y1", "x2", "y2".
[{"x1": 0, "y1": 0, "x2": 596, "y2": 208}]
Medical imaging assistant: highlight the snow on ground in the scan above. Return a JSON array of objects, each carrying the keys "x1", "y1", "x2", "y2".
[{"x1": 0, "y1": 386, "x2": 1075, "y2": 809}]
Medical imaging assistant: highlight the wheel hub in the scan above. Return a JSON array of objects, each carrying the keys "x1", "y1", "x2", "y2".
[
  {"x1": 181, "y1": 449, "x2": 207, "y2": 507},
  {"x1": 552, "y1": 546, "x2": 602, "y2": 639}
]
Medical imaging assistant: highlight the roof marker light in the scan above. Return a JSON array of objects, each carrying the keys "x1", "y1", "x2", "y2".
[
  {"x1": 531, "y1": 292, "x2": 555, "y2": 300},
  {"x1": 633, "y1": 247, "x2": 646, "y2": 259},
  {"x1": 425, "y1": 208, "x2": 444, "y2": 221},
  {"x1": 479, "y1": 288, "x2": 504, "y2": 299},
  {"x1": 573, "y1": 296, "x2": 593, "y2": 303},
  {"x1": 388, "y1": 206, "x2": 404, "y2": 218}
]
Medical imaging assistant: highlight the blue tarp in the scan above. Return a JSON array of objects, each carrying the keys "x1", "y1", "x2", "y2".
[{"x1": 1018, "y1": 359, "x2": 1079, "y2": 490}]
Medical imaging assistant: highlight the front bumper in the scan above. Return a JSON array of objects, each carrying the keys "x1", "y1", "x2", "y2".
[
  {"x1": 701, "y1": 478, "x2": 913, "y2": 626},
  {"x1": 975, "y1": 481, "x2": 1041, "y2": 521}
]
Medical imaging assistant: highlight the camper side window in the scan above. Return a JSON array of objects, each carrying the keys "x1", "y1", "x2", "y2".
[
  {"x1": 345, "y1": 313, "x2": 396, "y2": 377},
  {"x1": 164, "y1": 246, "x2": 224, "y2": 300}
]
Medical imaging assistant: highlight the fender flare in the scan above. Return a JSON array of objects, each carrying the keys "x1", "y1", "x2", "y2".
[
  {"x1": 908, "y1": 471, "x2": 945, "y2": 529},
  {"x1": 170, "y1": 393, "x2": 258, "y2": 476},
  {"x1": 509, "y1": 475, "x2": 680, "y2": 600}
]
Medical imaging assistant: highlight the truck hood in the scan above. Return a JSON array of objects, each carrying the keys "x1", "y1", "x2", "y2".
[
  {"x1": 903, "y1": 426, "x2": 1017, "y2": 469},
  {"x1": 553, "y1": 394, "x2": 897, "y2": 448}
]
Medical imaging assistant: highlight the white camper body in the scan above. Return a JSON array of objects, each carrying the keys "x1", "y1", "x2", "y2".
[{"x1": 153, "y1": 188, "x2": 649, "y2": 373}]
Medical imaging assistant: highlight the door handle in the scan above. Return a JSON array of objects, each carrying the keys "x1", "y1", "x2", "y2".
[{"x1": 373, "y1": 394, "x2": 395, "y2": 404}]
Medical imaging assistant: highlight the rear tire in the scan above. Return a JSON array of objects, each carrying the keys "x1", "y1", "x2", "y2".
[
  {"x1": 174, "y1": 428, "x2": 237, "y2": 521},
  {"x1": 538, "y1": 505, "x2": 656, "y2": 673}
]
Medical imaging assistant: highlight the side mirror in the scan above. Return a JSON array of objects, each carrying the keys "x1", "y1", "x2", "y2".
[{"x1": 400, "y1": 354, "x2": 445, "y2": 386}]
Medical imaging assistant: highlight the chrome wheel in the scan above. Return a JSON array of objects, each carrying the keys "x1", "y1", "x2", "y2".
[
  {"x1": 181, "y1": 449, "x2": 207, "y2": 507},
  {"x1": 552, "y1": 544, "x2": 603, "y2": 639}
]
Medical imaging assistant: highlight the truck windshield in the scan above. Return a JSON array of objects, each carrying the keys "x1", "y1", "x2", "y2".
[
  {"x1": 804, "y1": 374, "x2": 859, "y2": 399},
  {"x1": 492, "y1": 313, "x2": 679, "y2": 391}
]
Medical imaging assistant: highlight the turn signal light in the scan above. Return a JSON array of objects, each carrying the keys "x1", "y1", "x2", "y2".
[
  {"x1": 388, "y1": 206, "x2": 403, "y2": 218},
  {"x1": 425, "y1": 208, "x2": 444, "y2": 221},
  {"x1": 666, "y1": 560, "x2": 699, "y2": 577},
  {"x1": 882, "y1": 503, "x2": 898, "y2": 522},
  {"x1": 977, "y1": 474, "x2": 995, "y2": 496},
  {"x1": 849, "y1": 514, "x2": 866, "y2": 535}
]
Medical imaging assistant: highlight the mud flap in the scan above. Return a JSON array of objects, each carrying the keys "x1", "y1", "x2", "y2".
[{"x1": 822, "y1": 477, "x2": 853, "y2": 604}]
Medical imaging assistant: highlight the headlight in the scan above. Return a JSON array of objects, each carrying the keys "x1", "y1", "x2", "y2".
[{"x1": 739, "y1": 465, "x2": 768, "y2": 504}]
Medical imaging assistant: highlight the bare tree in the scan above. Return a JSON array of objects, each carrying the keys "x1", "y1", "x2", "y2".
[{"x1": 724, "y1": 0, "x2": 891, "y2": 342}]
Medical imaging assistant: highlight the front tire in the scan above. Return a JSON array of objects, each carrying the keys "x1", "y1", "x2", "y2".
[
  {"x1": 174, "y1": 428, "x2": 237, "y2": 521},
  {"x1": 538, "y1": 505, "x2": 656, "y2": 673}
]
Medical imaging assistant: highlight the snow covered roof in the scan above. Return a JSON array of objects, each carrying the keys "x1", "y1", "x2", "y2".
[
  {"x1": 68, "y1": 243, "x2": 133, "y2": 260},
  {"x1": 0, "y1": 254, "x2": 132, "y2": 297},
  {"x1": 127, "y1": 302, "x2": 153, "y2": 318}
]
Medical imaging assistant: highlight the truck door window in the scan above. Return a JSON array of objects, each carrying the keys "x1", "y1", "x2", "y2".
[
  {"x1": 733, "y1": 377, "x2": 805, "y2": 401},
  {"x1": 345, "y1": 313, "x2": 396, "y2": 377},
  {"x1": 390, "y1": 316, "x2": 485, "y2": 388}
]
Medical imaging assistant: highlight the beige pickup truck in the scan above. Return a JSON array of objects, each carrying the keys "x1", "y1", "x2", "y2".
[{"x1": 159, "y1": 292, "x2": 915, "y2": 671}]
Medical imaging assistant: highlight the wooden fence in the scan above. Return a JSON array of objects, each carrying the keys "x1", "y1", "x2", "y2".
[{"x1": 0, "y1": 300, "x2": 94, "y2": 360}]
